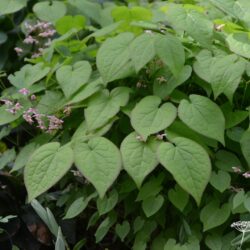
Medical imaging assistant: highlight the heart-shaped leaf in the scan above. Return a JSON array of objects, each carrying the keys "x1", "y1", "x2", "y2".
[
  {"x1": 115, "y1": 221, "x2": 130, "y2": 242},
  {"x1": 85, "y1": 87, "x2": 130, "y2": 130},
  {"x1": 56, "y1": 61, "x2": 92, "y2": 98},
  {"x1": 121, "y1": 132, "x2": 160, "y2": 188},
  {"x1": 157, "y1": 137, "x2": 211, "y2": 205},
  {"x1": 97, "y1": 32, "x2": 135, "y2": 83},
  {"x1": 8, "y1": 63, "x2": 50, "y2": 88},
  {"x1": 153, "y1": 65, "x2": 192, "y2": 99},
  {"x1": 209, "y1": 170, "x2": 231, "y2": 193},
  {"x1": 131, "y1": 96, "x2": 177, "y2": 140},
  {"x1": 97, "y1": 189, "x2": 118, "y2": 216},
  {"x1": 155, "y1": 33, "x2": 185, "y2": 77},
  {"x1": 33, "y1": 1, "x2": 66, "y2": 23},
  {"x1": 226, "y1": 33, "x2": 250, "y2": 59},
  {"x1": 0, "y1": 0, "x2": 27, "y2": 15},
  {"x1": 129, "y1": 33, "x2": 155, "y2": 72},
  {"x1": 200, "y1": 200, "x2": 231, "y2": 231},
  {"x1": 168, "y1": 184, "x2": 189, "y2": 212},
  {"x1": 178, "y1": 95, "x2": 225, "y2": 144},
  {"x1": 73, "y1": 137, "x2": 122, "y2": 198},
  {"x1": 142, "y1": 195, "x2": 164, "y2": 217},
  {"x1": 24, "y1": 143, "x2": 73, "y2": 201},
  {"x1": 56, "y1": 15, "x2": 86, "y2": 35}
]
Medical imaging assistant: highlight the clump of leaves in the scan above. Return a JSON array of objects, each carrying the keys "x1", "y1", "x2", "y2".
[{"x1": 1, "y1": 0, "x2": 250, "y2": 249}]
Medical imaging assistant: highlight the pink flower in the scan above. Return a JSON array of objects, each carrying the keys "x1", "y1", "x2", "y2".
[
  {"x1": 243, "y1": 172, "x2": 250, "y2": 178},
  {"x1": 6, "y1": 108, "x2": 16, "y2": 114},
  {"x1": 31, "y1": 52, "x2": 42, "y2": 58},
  {"x1": 24, "y1": 35, "x2": 38, "y2": 44},
  {"x1": 23, "y1": 112, "x2": 33, "y2": 124},
  {"x1": 1, "y1": 99, "x2": 13, "y2": 106},
  {"x1": 47, "y1": 115, "x2": 63, "y2": 132},
  {"x1": 19, "y1": 88, "x2": 30, "y2": 96},
  {"x1": 38, "y1": 29, "x2": 56, "y2": 37},
  {"x1": 156, "y1": 133, "x2": 167, "y2": 140},
  {"x1": 14, "y1": 47, "x2": 23, "y2": 55},
  {"x1": 30, "y1": 94, "x2": 36, "y2": 101},
  {"x1": 232, "y1": 166, "x2": 242, "y2": 174},
  {"x1": 14, "y1": 102, "x2": 23, "y2": 111}
]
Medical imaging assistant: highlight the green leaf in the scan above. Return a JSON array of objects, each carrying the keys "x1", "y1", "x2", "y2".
[
  {"x1": 136, "y1": 175, "x2": 164, "y2": 201},
  {"x1": 209, "y1": 0, "x2": 250, "y2": 29},
  {"x1": 0, "y1": 215, "x2": 16, "y2": 223},
  {"x1": 166, "y1": 4, "x2": 213, "y2": 48},
  {"x1": 133, "y1": 221, "x2": 157, "y2": 250},
  {"x1": 155, "y1": 33, "x2": 185, "y2": 77},
  {"x1": 64, "y1": 197, "x2": 87, "y2": 219},
  {"x1": 56, "y1": 61, "x2": 92, "y2": 98},
  {"x1": 33, "y1": 1, "x2": 66, "y2": 23},
  {"x1": 0, "y1": 0, "x2": 27, "y2": 15},
  {"x1": 95, "y1": 213, "x2": 117, "y2": 243},
  {"x1": 232, "y1": 190, "x2": 246, "y2": 212},
  {"x1": 131, "y1": 96, "x2": 177, "y2": 140},
  {"x1": 178, "y1": 95, "x2": 225, "y2": 144},
  {"x1": 153, "y1": 65, "x2": 192, "y2": 99},
  {"x1": 67, "y1": 77, "x2": 104, "y2": 105},
  {"x1": 142, "y1": 194, "x2": 164, "y2": 217},
  {"x1": 0, "y1": 32, "x2": 7, "y2": 45},
  {"x1": 96, "y1": 32, "x2": 135, "y2": 83},
  {"x1": 64, "y1": 193, "x2": 96, "y2": 219},
  {"x1": 24, "y1": 143, "x2": 73, "y2": 201},
  {"x1": 0, "y1": 149, "x2": 16, "y2": 169},
  {"x1": 68, "y1": 0, "x2": 102, "y2": 25},
  {"x1": 8, "y1": 63, "x2": 50, "y2": 88},
  {"x1": 193, "y1": 50, "x2": 214, "y2": 83},
  {"x1": 240, "y1": 128, "x2": 250, "y2": 166},
  {"x1": 133, "y1": 216, "x2": 145, "y2": 234},
  {"x1": 115, "y1": 221, "x2": 130, "y2": 242},
  {"x1": 209, "y1": 170, "x2": 231, "y2": 193},
  {"x1": 200, "y1": 200, "x2": 231, "y2": 231},
  {"x1": 121, "y1": 132, "x2": 159, "y2": 188},
  {"x1": 0, "y1": 126, "x2": 11, "y2": 140},
  {"x1": 129, "y1": 33, "x2": 155, "y2": 72},
  {"x1": 166, "y1": 120, "x2": 217, "y2": 153},
  {"x1": 36, "y1": 91, "x2": 65, "y2": 114},
  {"x1": 71, "y1": 119, "x2": 115, "y2": 144},
  {"x1": 85, "y1": 87, "x2": 130, "y2": 130},
  {"x1": 157, "y1": 137, "x2": 211, "y2": 205},
  {"x1": 97, "y1": 189, "x2": 118, "y2": 216},
  {"x1": 55, "y1": 227, "x2": 65, "y2": 250},
  {"x1": 31, "y1": 199, "x2": 59, "y2": 237},
  {"x1": 168, "y1": 184, "x2": 189, "y2": 212},
  {"x1": 112, "y1": 6, "x2": 152, "y2": 33},
  {"x1": 221, "y1": 102, "x2": 248, "y2": 129},
  {"x1": 215, "y1": 150, "x2": 242, "y2": 172},
  {"x1": 56, "y1": 15, "x2": 86, "y2": 35},
  {"x1": 194, "y1": 50, "x2": 245, "y2": 101},
  {"x1": 73, "y1": 137, "x2": 122, "y2": 198},
  {"x1": 210, "y1": 55, "x2": 245, "y2": 101},
  {"x1": 227, "y1": 33, "x2": 250, "y2": 59},
  {"x1": 205, "y1": 234, "x2": 222, "y2": 250},
  {"x1": 12, "y1": 143, "x2": 40, "y2": 172}
]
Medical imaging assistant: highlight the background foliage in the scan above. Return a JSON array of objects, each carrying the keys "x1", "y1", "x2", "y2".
[{"x1": 0, "y1": 0, "x2": 250, "y2": 249}]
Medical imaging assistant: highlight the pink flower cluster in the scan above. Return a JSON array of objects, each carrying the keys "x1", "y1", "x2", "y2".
[
  {"x1": 1, "y1": 88, "x2": 63, "y2": 133},
  {"x1": 232, "y1": 167, "x2": 250, "y2": 179},
  {"x1": 23, "y1": 108, "x2": 63, "y2": 133},
  {"x1": 15, "y1": 21, "x2": 56, "y2": 58},
  {"x1": 1, "y1": 99, "x2": 23, "y2": 114}
]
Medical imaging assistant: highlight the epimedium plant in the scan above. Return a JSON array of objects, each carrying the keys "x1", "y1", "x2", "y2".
[{"x1": 1, "y1": 0, "x2": 250, "y2": 249}]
